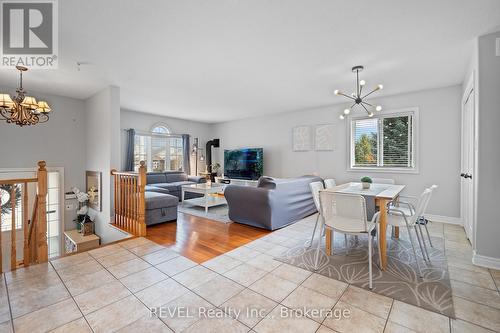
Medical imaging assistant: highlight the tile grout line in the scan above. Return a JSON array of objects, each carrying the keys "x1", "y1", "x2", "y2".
[
  {"x1": 89, "y1": 244, "x2": 177, "y2": 332},
  {"x1": 487, "y1": 268, "x2": 500, "y2": 293},
  {"x1": 3, "y1": 273, "x2": 15, "y2": 333},
  {"x1": 382, "y1": 299, "x2": 395, "y2": 333},
  {"x1": 48, "y1": 260, "x2": 96, "y2": 333},
  {"x1": 451, "y1": 295, "x2": 500, "y2": 332},
  {"x1": 65, "y1": 244, "x2": 176, "y2": 331}
]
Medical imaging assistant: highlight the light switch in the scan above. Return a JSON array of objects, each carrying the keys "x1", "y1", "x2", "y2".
[{"x1": 496, "y1": 38, "x2": 500, "y2": 56}]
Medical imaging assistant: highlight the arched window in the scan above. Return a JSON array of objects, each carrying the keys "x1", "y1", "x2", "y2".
[
  {"x1": 150, "y1": 123, "x2": 171, "y2": 134},
  {"x1": 133, "y1": 122, "x2": 183, "y2": 172}
]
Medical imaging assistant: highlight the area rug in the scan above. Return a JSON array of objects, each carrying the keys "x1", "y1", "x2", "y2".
[
  {"x1": 178, "y1": 203, "x2": 231, "y2": 223},
  {"x1": 275, "y1": 231, "x2": 455, "y2": 318}
]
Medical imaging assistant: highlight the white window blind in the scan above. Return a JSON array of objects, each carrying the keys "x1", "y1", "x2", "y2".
[
  {"x1": 133, "y1": 133, "x2": 184, "y2": 172},
  {"x1": 351, "y1": 111, "x2": 415, "y2": 170}
]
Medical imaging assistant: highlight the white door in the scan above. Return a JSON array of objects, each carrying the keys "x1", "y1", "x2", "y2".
[{"x1": 461, "y1": 81, "x2": 475, "y2": 243}]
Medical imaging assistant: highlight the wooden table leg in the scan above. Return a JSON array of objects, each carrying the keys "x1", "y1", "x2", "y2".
[
  {"x1": 325, "y1": 229, "x2": 333, "y2": 255},
  {"x1": 379, "y1": 198, "x2": 388, "y2": 270}
]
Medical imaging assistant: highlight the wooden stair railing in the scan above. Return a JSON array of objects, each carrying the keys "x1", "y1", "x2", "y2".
[
  {"x1": 0, "y1": 161, "x2": 48, "y2": 273},
  {"x1": 111, "y1": 161, "x2": 147, "y2": 237}
]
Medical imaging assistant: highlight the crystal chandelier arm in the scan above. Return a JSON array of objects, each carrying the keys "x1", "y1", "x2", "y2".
[
  {"x1": 37, "y1": 113, "x2": 49, "y2": 123},
  {"x1": 0, "y1": 107, "x2": 12, "y2": 120}
]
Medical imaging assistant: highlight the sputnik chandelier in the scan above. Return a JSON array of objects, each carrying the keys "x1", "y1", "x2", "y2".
[
  {"x1": 334, "y1": 66, "x2": 383, "y2": 120},
  {"x1": 0, "y1": 66, "x2": 52, "y2": 127}
]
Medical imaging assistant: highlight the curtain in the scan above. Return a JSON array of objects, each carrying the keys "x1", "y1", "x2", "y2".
[
  {"x1": 125, "y1": 129, "x2": 135, "y2": 171},
  {"x1": 182, "y1": 134, "x2": 191, "y2": 174}
]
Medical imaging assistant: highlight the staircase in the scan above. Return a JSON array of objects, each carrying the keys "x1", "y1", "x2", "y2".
[{"x1": 0, "y1": 161, "x2": 49, "y2": 272}]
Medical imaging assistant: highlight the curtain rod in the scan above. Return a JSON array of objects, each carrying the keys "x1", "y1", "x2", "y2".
[{"x1": 122, "y1": 128, "x2": 188, "y2": 138}]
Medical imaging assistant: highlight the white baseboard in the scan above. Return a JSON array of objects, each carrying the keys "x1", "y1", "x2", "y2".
[
  {"x1": 472, "y1": 251, "x2": 500, "y2": 270},
  {"x1": 426, "y1": 214, "x2": 463, "y2": 225}
]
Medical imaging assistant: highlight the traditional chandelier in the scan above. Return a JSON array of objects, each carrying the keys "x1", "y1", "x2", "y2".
[
  {"x1": 0, "y1": 66, "x2": 52, "y2": 127},
  {"x1": 334, "y1": 66, "x2": 383, "y2": 120}
]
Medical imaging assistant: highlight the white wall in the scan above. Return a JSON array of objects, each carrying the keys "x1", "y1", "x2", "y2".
[
  {"x1": 474, "y1": 31, "x2": 500, "y2": 261},
  {"x1": 120, "y1": 109, "x2": 213, "y2": 174},
  {"x1": 213, "y1": 85, "x2": 462, "y2": 218},
  {"x1": 85, "y1": 86, "x2": 128, "y2": 244},
  {"x1": 0, "y1": 86, "x2": 86, "y2": 231}
]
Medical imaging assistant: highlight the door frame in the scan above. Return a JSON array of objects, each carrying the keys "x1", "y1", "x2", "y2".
[{"x1": 460, "y1": 72, "x2": 477, "y2": 248}]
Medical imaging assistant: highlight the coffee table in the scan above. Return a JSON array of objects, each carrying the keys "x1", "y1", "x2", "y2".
[{"x1": 181, "y1": 183, "x2": 227, "y2": 213}]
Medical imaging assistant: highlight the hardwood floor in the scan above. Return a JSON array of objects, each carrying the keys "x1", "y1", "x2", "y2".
[{"x1": 145, "y1": 212, "x2": 270, "y2": 263}]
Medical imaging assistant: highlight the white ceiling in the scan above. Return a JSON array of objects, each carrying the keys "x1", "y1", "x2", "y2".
[{"x1": 1, "y1": 0, "x2": 499, "y2": 123}]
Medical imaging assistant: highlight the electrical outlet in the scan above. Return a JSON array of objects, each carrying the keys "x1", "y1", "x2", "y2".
[{"x1": 496, "y1": 38, "x2": 500, "y2": 56}]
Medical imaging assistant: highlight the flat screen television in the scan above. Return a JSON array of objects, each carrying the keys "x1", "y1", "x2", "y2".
[{"x1": 224, "y1": 148, "x2": 263, "y2": 180}]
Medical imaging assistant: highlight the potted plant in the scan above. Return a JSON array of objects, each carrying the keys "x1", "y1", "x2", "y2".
[
  {"x1": 210, "y1": 163, "x2": 221, "y2": 182},
  {"x1": 361, "y1": 176, "x2": 372, "y2": 189},
  {"x1": 72, "y1": 187, "x2": 90, "y2": 232}
]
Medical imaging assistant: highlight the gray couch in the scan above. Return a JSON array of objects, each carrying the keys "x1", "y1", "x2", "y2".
[
  {"x1": 224, "y1": 175, "x2": 322, "y2": 230},
  {"x1": 144, "y1": 171, "x2": 206, "y2": 226},
  {"x1": 146, "y1": 171, "x2": 206, "y2": 200}
]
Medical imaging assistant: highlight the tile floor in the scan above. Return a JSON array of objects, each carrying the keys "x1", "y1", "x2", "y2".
[{"x1": 0, "y1": 216, "x2": 499, "y2": 333}]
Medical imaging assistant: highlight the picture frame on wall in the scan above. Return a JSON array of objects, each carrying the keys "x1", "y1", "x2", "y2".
[
  {"x1": 315, "y1": 124, "x2": 335, "y2": 151},
  {"x1": 86, "y1": 171, "x2": 102, "y2": 212},
  {"x1": 292, "y1": 126, "x2": 312, "y2": 151}
]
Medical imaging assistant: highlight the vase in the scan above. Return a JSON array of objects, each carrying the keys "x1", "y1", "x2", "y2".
[{"x1": 362, "y1": 182, "x2": 371, "y2": 189}]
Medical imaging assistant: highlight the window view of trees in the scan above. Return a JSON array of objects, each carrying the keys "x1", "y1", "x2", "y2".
[
  {"x1": 353, "y1": 114, "x2": 414, "y2": 168},
  {"x1": 354, "y1": 118, "x2": 378, "y2": 166},
  {"x1": 383, "y1": 116, "x2": 412, "y2": 167}
]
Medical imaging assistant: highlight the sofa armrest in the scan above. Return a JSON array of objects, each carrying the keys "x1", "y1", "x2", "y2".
[
  {"x1": 224, "y1": 185, "x2": 272, "y2": 229},
  {"x1": 188, "y1": 176, "x2": 206, "y2": 183}
]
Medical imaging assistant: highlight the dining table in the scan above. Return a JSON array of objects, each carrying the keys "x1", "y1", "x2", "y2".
[{"x1": 323, "y1": 182, "x2": 406, "y2": 270}]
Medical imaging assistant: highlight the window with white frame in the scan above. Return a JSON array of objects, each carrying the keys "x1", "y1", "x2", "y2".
[
  {"x1": 349, "y1": 109, "x2": 417, "y2": 171},
  {"x1": 133, "y1": 124, "x2": 184, "y2": 172}
]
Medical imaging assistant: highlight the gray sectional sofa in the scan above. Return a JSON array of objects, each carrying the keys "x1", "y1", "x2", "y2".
[
  {"x1": 224, "y1": 175, "x2": 322, "y2": 230},
  {"x1": 144, "y1": 171, "x2": 206, "y2": 226},
  {"x1": 146, "y1": 171, "x2": 206, "y2": 200}
]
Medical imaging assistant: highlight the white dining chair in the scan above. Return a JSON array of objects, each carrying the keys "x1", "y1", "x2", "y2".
[
  {"x1": 324, "y1": 178, "x2": 337, "y2": 189},
  {"x1": 385, "y1": 188, "x2": 434, "y2": 276},
  {"x1": 307, "y1": 181, "x2": 325, "y2": 247},
  {"x1": 419, "y1": 185, "x2": 438, "y2": 248},
  {"x1": 389, "y1": 185, "x2": 438, "y2": 249},
  {"x1": 314, "y1": 192, "x2": 380, "y2": 289},
  {"x1": 372, "y1": 178, "x2": 395, "y2": 184}
]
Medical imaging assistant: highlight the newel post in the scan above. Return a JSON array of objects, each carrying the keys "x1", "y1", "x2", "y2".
[
  {"x1": 137, "y1": 161, "x2": 147, "y2": 236},
  {"x1": 36, "y1": 161, "x2": 48, "y2": 263}
]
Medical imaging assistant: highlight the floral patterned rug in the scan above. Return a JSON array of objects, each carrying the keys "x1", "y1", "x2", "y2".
[{"x1": 275, "y1": 230, "x2": 455, "y2": 317}]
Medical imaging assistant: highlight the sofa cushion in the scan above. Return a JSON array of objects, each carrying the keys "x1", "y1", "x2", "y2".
[
  {"x1": 145, "y1": 185, "x2": 170, "y2": 195},
  {"x1": 169, "y1": 181, "x2": 196, "y2": 188},
  {"x1": 149, "y1": 182, "x2": 179, "y2": 191},
  {"x1": 145, "y1": 192, "x2": 178, "y2": 210},
  {"x1": 166, "y1": 172, "x2": 188, "y2": 182},
  {"x1": 147, "y1": 173, "x2": 167, "y2": 184}
]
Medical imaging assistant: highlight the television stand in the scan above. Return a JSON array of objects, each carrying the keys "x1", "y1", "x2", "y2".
[{"x1": 215, "y1": 177, "x2": 258, "y2": 187}]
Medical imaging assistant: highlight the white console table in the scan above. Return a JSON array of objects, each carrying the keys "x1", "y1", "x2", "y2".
[{"x1": 215, "y1": 177, "x2": 258, "y2": 187}]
